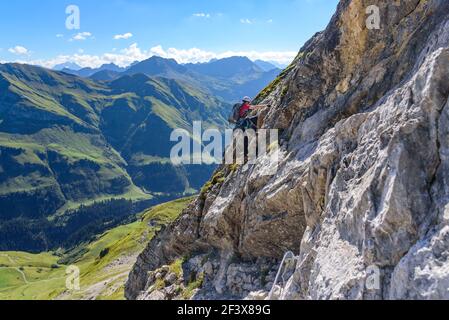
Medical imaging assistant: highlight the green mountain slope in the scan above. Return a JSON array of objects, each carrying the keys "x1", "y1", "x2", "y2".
[
  {"x1": 0, "y1": 197, "x2": 191, "y2": 300},
  {"x1": 0, "y1": 63, "x2": 227, "y2": 252}
]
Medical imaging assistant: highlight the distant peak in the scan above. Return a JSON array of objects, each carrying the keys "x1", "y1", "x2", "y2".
[
  {"x1": 53, "y1": 62, "x2": 82, "y2": 71},
  {"x1": 146, "y1": 56, "x2": 178, "y2": 63},
  {"x1": 100, "y1": 63, "x2": 118, "y2": 67}
]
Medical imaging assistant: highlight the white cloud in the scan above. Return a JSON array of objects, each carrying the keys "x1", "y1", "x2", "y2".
[
  {"x1": 22, "y1": 44, "x2": 296, "y2": 69},
  {"x1": 71, "y1": 32, "x2": 93, "y2": 41},
  {"x1": 114, "y1": 32, "x2": 133, "y2": 40},
  {"x1": 8, "y1": 46, "x2": 29, "y2": 55},
  {"x1": 56, "y1": 34, "x2": 64, "y2": 38},
  {"x1": 142, "y1": 45, "x2": 296, "y2": 66},
  {"x1": 240, "y1": 18, "x2": 254, "y2": 24},
  {"x1": 193, "y1": 13, "x2": 211, "y2": 18}
]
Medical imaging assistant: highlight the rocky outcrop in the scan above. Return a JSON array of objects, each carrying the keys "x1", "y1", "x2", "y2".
[{"x1": 126, "y1": 0, "x2": 449, "y2": 300}]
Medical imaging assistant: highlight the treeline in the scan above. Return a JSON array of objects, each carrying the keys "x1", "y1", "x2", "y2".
[
  {"x1": 0, "y1": 196, "x2": 176, "y2": 252},
  {"x1": 54, "y1": 198, "x2": 135, "y2": 248}
]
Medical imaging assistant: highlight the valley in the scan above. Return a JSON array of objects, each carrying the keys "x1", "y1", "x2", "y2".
[
  {"x1": 0, "y1": 62, "x2": 231, "y2": 252},
  {"x1": 0, "y1": 197, "x2": 192, "y2": 300}
]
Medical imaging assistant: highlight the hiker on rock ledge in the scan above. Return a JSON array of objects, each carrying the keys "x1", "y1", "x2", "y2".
[
  {"x1": 229, "y1": 96, "x2": 268, "y2": 131},
  {"x1": 227, "y1": 96, "x2": 271, "y2": 163}
]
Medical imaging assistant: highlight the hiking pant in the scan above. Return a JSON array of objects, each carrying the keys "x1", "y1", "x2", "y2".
[
  {"x1": 235, "y1": 116, "x2": 258, "y2": 131},
  {"x1": 234, "y1": 116, "x2": 259, "y2": 161}
]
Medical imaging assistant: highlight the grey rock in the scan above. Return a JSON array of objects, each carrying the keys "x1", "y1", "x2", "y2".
[
  {"x1": 140, "y1": 290, "x2": 166, "y2": 301},
  {"x1": 165, "y1": 272, "x2": 178, "y2": 286},
  {"x1": 246, "y1": 290, "x2": 268, "y2": 301},
  {"x1": 203, "y1": 262, "x2": 214, "y2": 276},
  {"x1": 165, "y1": 284, "x2": 179, "y2": 297},
  {"x1": 155, "y1": 272, "x2": 164, "y2": 280}
]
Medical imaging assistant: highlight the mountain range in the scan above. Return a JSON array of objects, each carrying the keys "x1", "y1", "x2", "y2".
[
  {"x1": 0, "y1": 62, "x2": 231, "y2": 252},
  {"x1": 60, "y1": 56, "x2": 282, "y2": 102},
  {"x1": 61, "y1": 63, "x2": 126, "y2": 78}
]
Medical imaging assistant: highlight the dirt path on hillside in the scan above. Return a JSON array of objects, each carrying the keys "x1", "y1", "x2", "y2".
[{"x1": 0, "y1": 253, "x2": 65, "y2": 286}]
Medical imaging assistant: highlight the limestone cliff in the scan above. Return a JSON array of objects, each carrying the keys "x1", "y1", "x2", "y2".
[{"x1": 126, "y1": 0, "x2": 449, "y2": 300}]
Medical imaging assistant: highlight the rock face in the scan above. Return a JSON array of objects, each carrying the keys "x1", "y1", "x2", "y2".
[{"x1": 126, "y1": 0, "x2": 449, "y2": 300}]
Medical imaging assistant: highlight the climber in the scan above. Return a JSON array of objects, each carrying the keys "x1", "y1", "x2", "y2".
[
  {"x1": 228, "y1": 97, "x2": 269, "y2": 163},
  {"x1": 229, "y1": 96, "x2": 262, "y2": 131}
]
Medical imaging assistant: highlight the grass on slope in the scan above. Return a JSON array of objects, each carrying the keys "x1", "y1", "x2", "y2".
[
  {"x1": 150, "y1": 97, "x2": 191, "y2": 130},
  {"x1": 0, "y1": 197, "x2": 192, "y2": 300},
  {"x1": 0, "y1": 127, "x2": 150, "y2": 206}
]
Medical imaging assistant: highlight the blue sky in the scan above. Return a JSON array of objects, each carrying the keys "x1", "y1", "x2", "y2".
[{"x1": 0, "y1": 0, "x2": 339, "y2": 68}]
